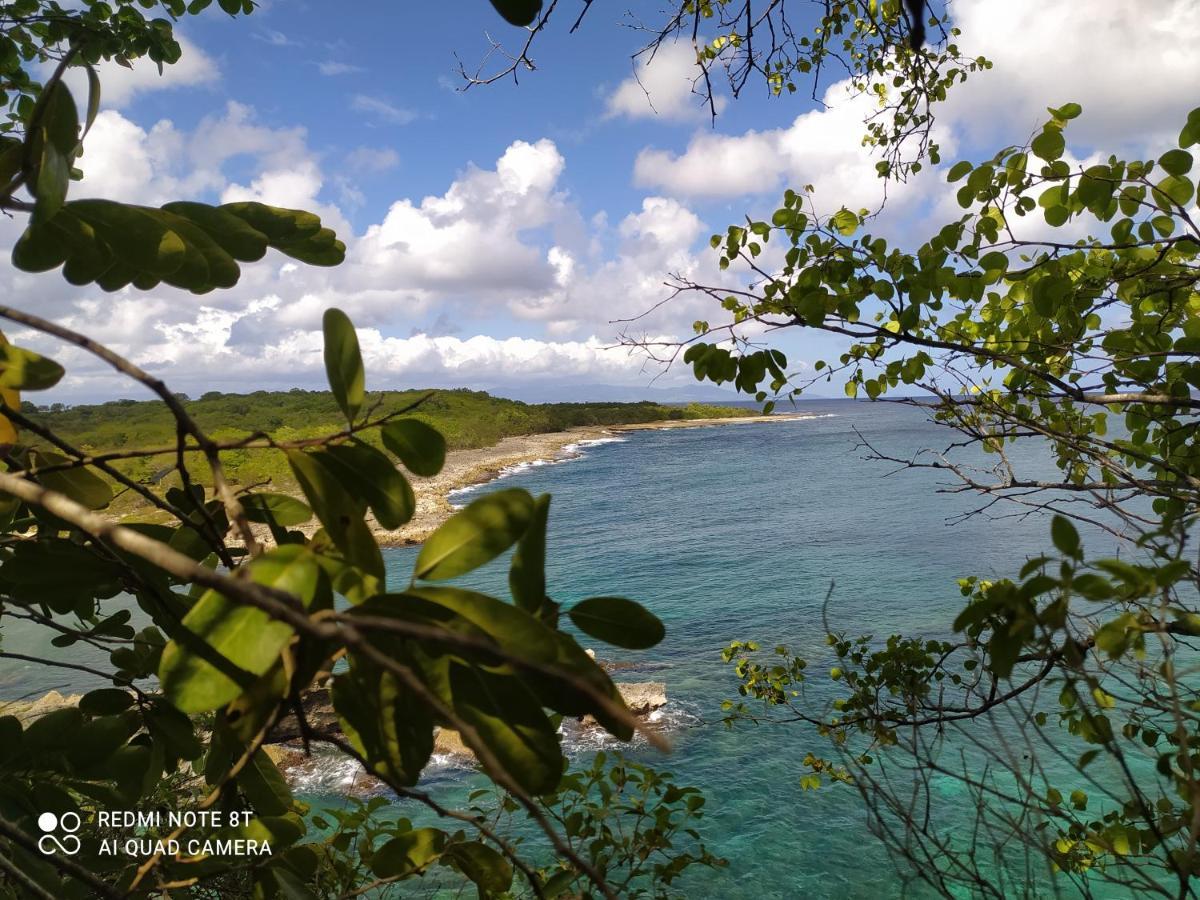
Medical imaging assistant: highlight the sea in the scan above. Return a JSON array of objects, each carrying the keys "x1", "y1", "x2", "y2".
[{"x1": 0, "y1": 398, "x2": 1146, "y2": 897}]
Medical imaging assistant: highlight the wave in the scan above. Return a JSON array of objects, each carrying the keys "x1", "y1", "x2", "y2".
[
  {"x1": 448, "y1": 434, "x2": 628, "y2": 507},
  {"x1": 288, "y1": 700, "x2": 702, "y2": 797}
]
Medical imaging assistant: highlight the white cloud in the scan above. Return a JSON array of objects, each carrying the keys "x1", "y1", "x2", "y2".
[
  {"x1": 349, "y1": 139, "x2": 569, "y2": 298},
  {"x1": 346, "y1": 147, "x2": 400, "y2": 173},
  {"x1": 63, "y1": 34, "x2": 219, "y2": 110},
  {"x1": 633, "y1": 77, "x2": 921, "y2": 213},
  {"x1": 632, "y1": 0, "x2": 1200, "y2": 211},
  {"x1": 2, "y1": 109, "x2": 737, "y2": 402},
  {"x1": 605, "y1": 42, "x2": 726, "y2": 122},
  {"x1": 944, "y1": 0, "x2": 1200, "y2": 151},
  {"x1": 318, "y1": 61, "x2": 364, "y2": 76},
  {"x1": 72, "y1": 102, "x2": 314, "y2": 208},
  {"x1": 351, "y1": 95, "x2": 418, "y2": 125},
  {"x1": 256, "y1": 30, "x2": 299, "y2": 48},
  {"x1": 27, "y1": 302, "x2": 678, "y2": 400}
]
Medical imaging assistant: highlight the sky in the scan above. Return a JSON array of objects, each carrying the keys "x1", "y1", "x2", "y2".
[{"x1": 5, "y1": 0, "x2": 1200, "y2": 403}]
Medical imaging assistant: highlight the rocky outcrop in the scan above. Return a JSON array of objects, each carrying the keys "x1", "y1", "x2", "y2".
[
  {"x1": 615, "y1": 682, "x2": 666, "y2": 715},
  {"x1": 262, "y1": 682, "x2": 669, "y2": 772},
  {"x1": 0, "y1": 690, "x2": 82, "y2": 724}
]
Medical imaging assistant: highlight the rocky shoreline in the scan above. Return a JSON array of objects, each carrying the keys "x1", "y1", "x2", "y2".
[
  {"x1": 2, "y1": 683, "x2": 670, "y2": 790},
  {"x1": 260, "y1": 681, "x2": 669, "y2": 777}
]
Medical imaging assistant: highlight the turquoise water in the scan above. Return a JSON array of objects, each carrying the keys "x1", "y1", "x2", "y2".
[
  {"x1": 0, "y1": 399, "x2": 1137, "y2": 895},
  {"x1": 367, "y1": 399, "x2": 1119, "y2": 898}
]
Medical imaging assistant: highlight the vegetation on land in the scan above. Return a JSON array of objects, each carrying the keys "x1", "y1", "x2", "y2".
[
  {"x1": 0, "y1": 2, "x2": 740, "y2": 897},
  {"x1": 19, "y1": 391, "x2": 748, "y2": 507}
]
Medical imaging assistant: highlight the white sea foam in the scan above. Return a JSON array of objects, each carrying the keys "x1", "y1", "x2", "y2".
[
  {"x1": 285, "y1": 700, "x2": 700, "y2": 798},
  {"x1": 448, "y1": 433, "x2": 628, "y2": 507}
]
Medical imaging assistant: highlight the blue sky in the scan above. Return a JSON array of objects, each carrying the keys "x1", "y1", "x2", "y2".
[{"x1": 5, "y1": 0, "x2": 1199, "y2": 403}]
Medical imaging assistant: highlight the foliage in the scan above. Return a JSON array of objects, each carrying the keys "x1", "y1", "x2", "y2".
[
  {"x1": 0, "y1": 298, "x2": 680, "y2": 897},
  {"x1": 17, "y1": 391, "x2": 748, "y2": 514},
  {"x1": 0, "y1": 3, "x2": 699, "y2": 898},
  {"x1": 671, "y1": 98, "x2": 1200, "y2": 896}
]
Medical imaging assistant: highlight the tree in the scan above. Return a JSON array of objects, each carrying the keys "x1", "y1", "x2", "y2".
[
  {"x1": 0, "y1": 3, "x2": 724, "y2": 898},
  {"x1": 467, "y1": 1, "x2": 1200, "y2": 894},
  {"x1": 464, "y1": 0, "x2": 989, "y2": 182},
  {"x1": 657, "y1": 85, "x2": 1200, "y2": 897}
]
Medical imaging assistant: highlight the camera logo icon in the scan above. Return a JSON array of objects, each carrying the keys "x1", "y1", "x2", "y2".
[{"x1": 37, "y1": 812, "x2": 81, "y2": 855}]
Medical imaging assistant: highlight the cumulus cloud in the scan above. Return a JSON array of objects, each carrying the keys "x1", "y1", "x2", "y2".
[
  {"x1": 633, "y1": 79, "x2": 892, "y2": 211},
  {"x1": 348, "y1": 139, "x2": 570, "y2": 299},
  {"x1": 2, "y1": 110, "x2": 730, "y2": 401},
  {"x1": 632, "y1": 0, "x2": 1200, "y2": 210},
  {"x1": 605, "y1": 42, "x2": 726, "y2": 122},
  {"x1": 23, "y1": 304, "x2": 680, "y2": 401},
  {"x1": 72, "y1": 102, "x2": 312, "y2": 207},
  {"x1": 944, "y1": 0, "x2": 1200, "y2": 151}
]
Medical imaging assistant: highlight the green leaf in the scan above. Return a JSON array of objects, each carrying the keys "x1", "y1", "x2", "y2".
[
  {"x1": 404, "y1": 586, "x2": 559, "y2": 663},
  {"x1": 83, "y1": 66, "x2": 101, "y2": 138},
  {"x1": 1048, "y1": 102, "x2": 1082, "y2": 121},
  {"x1": 240, "y1": 492, "x2": 313, "y2": 527},
  {"x1": 830, "y1": 208, "x2": 859, "y2": 236},
  {"x1": 0, "y1": 540, "x2": 121, "y2": 598},
  {"x1": 0, "y1": 342, "x2": 63, "y2": 390},
  {"x1": 79, "y1": 689, "x2": 134, "y2": 716},
  {"x1": 236, "y1": 747, "x2": 293, "y2": 816},
  {"x1": 1051, "y1": 515, "x2": 1081, "y2": 558},
  {"x1": 27, "y1": 81, "x2": 78, "y2": 224},
  {"x1": 161, "y1": 201, "x2": 268, "y2": 262},
  {"x1": 1153, "y1": 174, "x2": 1194, "y2": 209},
  {"x1": 286, "y1": 449, "x2": 384, "y2": 580},
  {"x1": 333, "y1": 656, "x2": 433, "y2": 787},
  {"x1": 414, "y1": 488, "x2": 534, "y2": 581},
  {"x1": 1159, "y1": 149, "x2": 1194, "y2": 176},
  {"x1": 444, "y1": 841, "x2": 514, "y2": 895},
  {"x1": 322, "y1": 308, "x2": 364, "y2": 424},
  {"x1": 32, "y1": 449, "x2": 112, "y2": 509},
  {"x1": 69, "y1": 199, "x2": 187, "y2": 277},
  {"x1": 509, "y1": 493, "x2": 549, "y2": 613},
  {"x1": 946, "y1": 160, "x2": 973, "y2": 183},
  {"x1": 1031, "y1": 128, "x2": 1065, "y2": 162},
  {"x1": 568, "y1": 597, "x2": 665, "y2": 650},
  {"x1": 448, "y1": 663, "x2": 562, "y2": 795},
  {"x1": 158, "y1": 545, "x2": 320, "y2": 713},
  {"x1": 488, "y1": 0, "x2": 543, "y2": 26},
  {"x1": 543, "y1": 869, "x2": 580, "y2": 898},
  {"x1": 11, "y1": 220, "x2": 69, "y2": 272},
  {"x1": 318, "y1": 441, "x2": 415, "y2": 530},
  {"x1": 381, "y1": 418, "x2": 446, "y2": 477},
  {"x1": 371, "y1": 828, "x2": 446, "y2": 878}
]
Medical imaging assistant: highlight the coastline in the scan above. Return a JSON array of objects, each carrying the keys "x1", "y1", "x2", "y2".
[
  {"x1": 240, "y1": 413, "x2": 817, "y2": 549},
  {"x1": 365, "y1": 413, "x2": 814, "y2": 547}
]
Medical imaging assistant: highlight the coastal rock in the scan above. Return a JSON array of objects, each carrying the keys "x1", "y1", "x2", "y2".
[
  {"x1": 266, "y1": 681, "x2": 667, "y2": 749},
  {"x1": 0, "y1": 690, "x2": 82, "y2": 724},
  {"x1": 433, "y1": 728, "x2": 472, "y2": 758},
  {"x1": 616, "y1": 682, "x2": 666, "y2": 715},
  {"x1": 263, "y1": 744, "x2": 307, "y2": 770},
  {"x1": 265, "y1": 688, "x2": 340, "y2": 743},
  {"x1": 580, "y1": 682, "x2": 667, "y2": 726}
]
